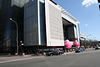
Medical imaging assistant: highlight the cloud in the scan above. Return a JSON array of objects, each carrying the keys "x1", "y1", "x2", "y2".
[
  {"x1": 85, "y1": 24, "x2": 88, "y2": 27},
  {"x1": 82, "y1": 0, "x2": 98, "y2": 7}
]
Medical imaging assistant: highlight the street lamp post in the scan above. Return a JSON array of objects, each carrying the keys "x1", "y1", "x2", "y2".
[{"x1": 10, "y1": 18, "x2": 18, "y2": 55}]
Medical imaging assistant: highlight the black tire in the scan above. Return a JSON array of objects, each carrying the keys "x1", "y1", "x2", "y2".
[
  {"x1": 50, "y1": 54, "x2": 53, "y2": 56},
  {"x1": 59, "y1": 53, "x2": 61, "y2": 55}
]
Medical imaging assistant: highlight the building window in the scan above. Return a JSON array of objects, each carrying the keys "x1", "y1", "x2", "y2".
[{"x1": 0, "y1": 0, "x2": 2, "y2": 10}]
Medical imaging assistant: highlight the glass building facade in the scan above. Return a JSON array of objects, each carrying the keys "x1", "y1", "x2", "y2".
[
  {"x1": 0, "y1": 0, "x2": 11, "y2": 52},
  {"x1": 24, "y1": 0, "x2": 46, "y2": 46},
  {"x1": 0, "y1": 0, "x2": 29, "y2": 52}
]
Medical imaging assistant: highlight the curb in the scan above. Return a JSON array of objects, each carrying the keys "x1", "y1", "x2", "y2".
[{"x1": 63, "y1": 52, "x2": 75, "y2": 55}]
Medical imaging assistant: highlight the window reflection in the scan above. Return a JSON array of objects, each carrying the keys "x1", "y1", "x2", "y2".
[
  {"x1": 0, "y1": 0, "x2": 2, "y2": 10},
  {"x1": 12, "y1": 0, "x2": 29, "y2": 7}
]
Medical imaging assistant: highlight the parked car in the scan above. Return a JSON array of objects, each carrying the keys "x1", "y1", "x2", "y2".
[
  {"x1": 95, "y1": 47, "x2": 100, "y2": 50},
  {"x1": 46, "y1": 50, "x2": 64, "y2": 56},
  {"x1": 70, "y1": 47, "x2": 76, "y2": 52},
  {"x1": 75, "y1": 47, "x2": 85, "y2": 53}
]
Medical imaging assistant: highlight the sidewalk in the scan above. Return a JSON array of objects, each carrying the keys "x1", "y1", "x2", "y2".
[{"x1": 0, "y1": 54, "x2": 45, "y2": 63}]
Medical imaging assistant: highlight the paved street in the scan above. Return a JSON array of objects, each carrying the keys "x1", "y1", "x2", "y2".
[{"x1": 0, "y1": 48, "x2": 100, "y2": 67}]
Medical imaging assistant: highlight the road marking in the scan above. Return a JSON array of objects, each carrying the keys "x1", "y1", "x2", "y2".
[{"x1": 0, "y1": 56, "x2": 44, "y2": 64}]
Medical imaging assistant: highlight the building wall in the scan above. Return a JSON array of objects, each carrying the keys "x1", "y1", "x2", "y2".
[
  {"x1": 0, "y1": 0, "x2": 29, "y2": 48},
  {"x1": 11, "y1": 0, "x2": 29, "y2": 47},
  {"x1": 24, "y1": 0, "x2": 39, "y2": 46},
  {"x1": 11, "y1": 0, "x2": 29, "y2": 7},
  {"x1": 0, "y1": 0, "x2": 33, "y2": 52},
  {"x1": 67, "y1": 25, "x2": 75, "y2": 40},
  {"x1": 24, "y1": 0, "x2": 46, "y2": 46},
  {"x1": 0, "y1": 0, "x2": 2, "y2": 10},
  {"x1": 0, "y1": 0, "x2": 11, "y2": 44},
  {"x1": 60, "y1": 6, "x2": 80, "y2": 43},
  {"x1": 45, "y1": 0, "x2": 64, "y2": 46},
  {"x1": 39, "y1": 1, "x2": 46, "y2": 45},
  {"x1": 24, "y1": 0, "x2": 80, "y2": 47},
  {"x1": 0, "y1": 0, "x2": 80, "y2": 50}
]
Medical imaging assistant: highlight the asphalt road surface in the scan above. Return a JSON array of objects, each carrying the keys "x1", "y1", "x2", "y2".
[{"x1": 0, "y1": 49, "x2": 100, "y2": 67}]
